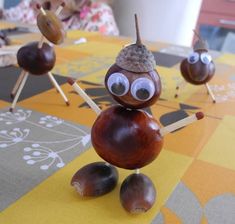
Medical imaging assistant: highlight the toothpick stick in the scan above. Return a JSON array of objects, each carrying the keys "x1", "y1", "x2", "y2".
[
  {"x1": 67, "y1": 78, "x2": 101, "y2": 115},
  {"x1": 159, "y1": 112, "x2": 204, "y2": 136},
  {"x1": 205, "y1": 83, "x2": 216, "y2": 103},
  {"x1": 38, "y1": 34, "x2": 45, "y2": 49},
  {"x1": 55, "y1": 2, "x2": 65, "y2": 16},
  {"x1": 11, "y1": 70, "x2": 27, "y2": 99},
  {"x1": 36, "y1": 4, "x2": 46, "y2": 15},
  {"x1": 10, "y1": 72, "x2": 29, "y2": 112},
  {"x1": 47, "y1": 72, "x2": 70, "y2": 106}
]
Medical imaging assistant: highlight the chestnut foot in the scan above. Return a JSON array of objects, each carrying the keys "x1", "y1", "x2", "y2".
[
  {"x1": 71, "y1": 162, "x2": 118, "y2": 197},
  {"x1": 120, "y1": 173, "x2": 156, "y2": 214}
]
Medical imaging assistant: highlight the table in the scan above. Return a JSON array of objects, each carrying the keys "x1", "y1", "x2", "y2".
[{"x1": 0, "y1": 21, "x2": 235, "y2": 224}]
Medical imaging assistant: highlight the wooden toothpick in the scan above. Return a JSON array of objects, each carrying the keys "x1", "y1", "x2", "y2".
[
  {"x1": 67, "y1": 78, "x2": 101, "y2": 115},
  {"x1": 205, "y1": 83, "x2": 216, "y2": 103},
  {"x1": 159, "y1": 112, "x2": 204, "y2": 136}
]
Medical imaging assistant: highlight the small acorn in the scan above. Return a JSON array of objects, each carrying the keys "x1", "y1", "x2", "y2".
[
  {"x1": 71, "y1": 162, "x2": 119, "y2": 197},
  {"x1": 120, "y1": 173, "x2": 156, "y2": 213},
  {"x1": 17, "y1": 41, "x2": 56, "y2": 75},
  {"x1": 37, "y1": 10, "x2": 65, "y2": 45}
]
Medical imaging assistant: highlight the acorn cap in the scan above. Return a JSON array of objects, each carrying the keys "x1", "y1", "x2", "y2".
[
  {"x1": 193, "y1": 30, "x2": 209, "y2": 51},
  {"x1": 116, "y1": 14, "x2": 156, "y2": 73}
]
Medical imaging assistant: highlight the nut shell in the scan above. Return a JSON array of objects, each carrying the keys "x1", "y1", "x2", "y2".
[
  {"x1": 17, "y1": 41, "x2": 56, "y2": 75},
  {"x1": 91, "y1": 105, "x2": 163, "y2": 169},
  {"x1": 37, "y1": 10, "x2": 65, "y2": 45},
  {"x1": 71, "y1": 162, "x2": 118, "y2": 197},
  {"x1": 120, "y1": 173, "x2": 156, "y2": 213},
  {"x1": 116, "y1": 44, "x2": 156, "y2": 73}
]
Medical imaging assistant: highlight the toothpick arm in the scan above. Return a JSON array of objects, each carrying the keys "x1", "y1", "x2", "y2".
[
  {"x1": 67, "y1": 78, "x2": 102, "y2": 115},
  {"x1": 159, "y1": 112, "x2": 204, "y2": 137}
]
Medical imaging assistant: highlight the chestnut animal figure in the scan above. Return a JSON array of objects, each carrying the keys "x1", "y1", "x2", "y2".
[
  {"x1": 176, "y1": 31, "x2": 216, "y2": 103},
  {"x1": 69, "y1": 15, "x2": 204, "y2": 214},
  {"x1": 10, "y1": 2, "x2": 69, "y2": 112}
]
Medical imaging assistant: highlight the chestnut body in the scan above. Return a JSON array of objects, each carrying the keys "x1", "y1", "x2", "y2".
[
  {"x1": 17, "y1": 42, "x2": 56, "y2": 75},
  {"x1": 91, "y1": 105, "x2": 163, "y2": 169},
  {"x1": 180, "y1": 50, "x2": 215, "y2": 85}
]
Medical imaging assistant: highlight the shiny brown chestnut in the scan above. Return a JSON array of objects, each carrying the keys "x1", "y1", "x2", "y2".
[
  {"x1": 120, "y1": 173, "x2": 156, "y2": 213},
  {"x1": 37, "y1": 10, "x2": 65, "y2": 45},
  {"x1": 180, "y1": 49, "x2": 215, "y2": 85},
  {"x1": 71, "y1": 162, "x2": 118, "y2": 197},
  {"x1": 105, "y1": 64, "x2": 161, "y2": 109},
  {"x1": 17, "y1": 41, "x2": 56, "y2": 75},
  {"x1": 91, "y1": 105, "x2": 163, "y2": 169}
]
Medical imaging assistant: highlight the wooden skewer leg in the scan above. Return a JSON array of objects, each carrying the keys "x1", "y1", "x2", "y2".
[
  {"x1": 47, "y1": 75, "x2": 59, "y2": 93},
  {"x1": 47, "y1": 72, "x2": 70, "y2": 106},
  {"x1": 159, "y1": 112, "x2": 204, "y2": 136},
  {"x1": 11, "y1": 70, "x2": 26, "y2": 99},
  {"x1": 10, "y1": 72, "x2": 29, "y2": 112},
  {"x1": 67, "y1": 78, "x2": 101, "y2": 115},
  {"x1": 205, "y1": 83, "x2": 216, "y2": 103}
]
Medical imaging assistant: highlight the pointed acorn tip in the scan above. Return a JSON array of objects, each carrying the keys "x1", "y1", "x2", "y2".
[{"x1": 134, "y1": 14, "x2": 142, "y2": 46}]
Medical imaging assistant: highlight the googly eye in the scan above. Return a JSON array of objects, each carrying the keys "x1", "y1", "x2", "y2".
[
  {"x1": 200, "y1": 53, "x2": 212, "y2": 65},
  {"x1": 187, "y1": 52, "x2": 199, "y2": 64},
  {"x1": 131, "y1": 78, "x2": 155, "y2": 101},
  {"x1": 107, "y1": 73, "x2": 130, "y2": 96}
]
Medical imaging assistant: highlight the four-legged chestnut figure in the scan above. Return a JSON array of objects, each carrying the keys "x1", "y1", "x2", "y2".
[
  {"x1": 175, "y1": 30, "x2": 216, "y2": 103},
  {"x1": 69, "y1": 15, "x2": 204, "y2": 214},
  {"x1": 10, "y1": 3, "x2": 69, "y2": 112}
]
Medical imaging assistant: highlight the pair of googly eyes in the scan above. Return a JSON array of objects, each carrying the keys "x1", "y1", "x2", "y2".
[
  {"x1": 187, "y1": 52, "x2": 212, "y2": 65},
  {"x1": 107, "y1": 73, "x2": 155, "y2": 101}
]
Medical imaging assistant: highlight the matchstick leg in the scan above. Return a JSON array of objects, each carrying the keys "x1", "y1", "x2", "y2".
[
  {"x1": 47, "y1": 72, "x2": 70, "y2": 106},
  {"x1": 11, "y1": 70, "x2": 26, "y2": 99},
  {"x1": 205, "y1": 83, "x2": 216, "y2": 103},
  {"x1": 10, "y1": 72, "x2": 29, "y2": 112}
]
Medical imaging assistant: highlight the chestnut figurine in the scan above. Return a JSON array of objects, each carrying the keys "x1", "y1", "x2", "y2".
[
  {"x1": 10, "y1": 2, "x2": 69, "y2": 112},
  {"x1": 69, "y1": 15, "x2": 204, "y2": 214},
  {"x1": 176, "y1": 31, "x2": 216, "y2": 103}
]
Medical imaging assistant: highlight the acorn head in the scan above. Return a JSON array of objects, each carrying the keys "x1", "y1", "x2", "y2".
[{"x1": 116, "y1": 14, "x2": 156, "y2": 73}]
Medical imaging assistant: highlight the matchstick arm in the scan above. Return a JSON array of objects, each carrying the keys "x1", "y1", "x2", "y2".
[
  {"x1": 159, "y1": 112, "x2": 204, "y2": 136},
  {"x1": 67, "y1": 78, "x2": 102, "y2": 115}
]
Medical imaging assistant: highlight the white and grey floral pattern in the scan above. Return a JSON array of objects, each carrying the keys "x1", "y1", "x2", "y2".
[{"x1": 0, "y1": 107, "x2": 91, "y2": 211}]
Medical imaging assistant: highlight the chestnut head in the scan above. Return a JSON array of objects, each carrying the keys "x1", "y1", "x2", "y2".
[
  {"x1": 104, "y1": 14, "x2": 161, "y2": 109},
  {"x1": 180, "y1": 32, "x2": 215, "y2": 85},
  {"x1": 105, "y1": 64, "x2": 161, "y2": 109},
  {"x1": 180, "y1": 49, "x2": 215, "y2": 85},
  {"x1": 37, "y1": 10, "x2": 65, "y2": 45}
]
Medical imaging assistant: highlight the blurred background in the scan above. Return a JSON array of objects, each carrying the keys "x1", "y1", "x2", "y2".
[{"x1": 1, "y1": 0, "x2": 235, "y2": 53}]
